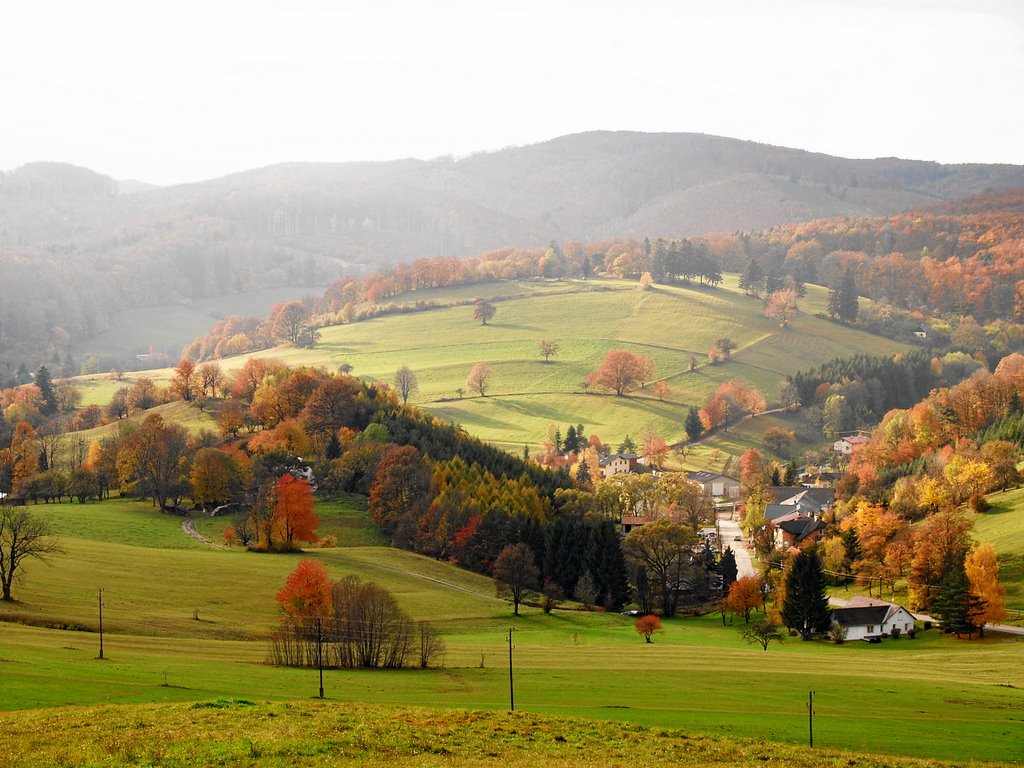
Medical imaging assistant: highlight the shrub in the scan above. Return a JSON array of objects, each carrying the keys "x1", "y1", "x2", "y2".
[{"x1": 968, "y1": 493, "x2": 990, "y2": 513}]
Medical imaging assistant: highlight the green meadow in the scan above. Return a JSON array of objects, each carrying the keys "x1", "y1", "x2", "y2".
[
  {"x1": 3, "y1": 496, "x2": 1024, "y2": 764},
  {"x1": 973, "y1": 488, "x2": 1024, "y2": 611},
  {"x1": 71, "y1": 276, "x2": 903, "y2": 456}
]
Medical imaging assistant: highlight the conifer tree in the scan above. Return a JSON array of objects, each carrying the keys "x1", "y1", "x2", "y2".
[
  {"x1": 685, "y1": 407, "x2": 703, "y2": 441},
  {"x1": 34, "y1": 366, "x2": 58, "y2": 415},
  {"x1": 781, "y1": 549, "x2": 831, "y2": 640},
  {"x1": 933, "y1": 560, "x2": 987, "y2": 638},
  {"x1": 719, "y1": 547, "x2": 738, "y2": 590}
]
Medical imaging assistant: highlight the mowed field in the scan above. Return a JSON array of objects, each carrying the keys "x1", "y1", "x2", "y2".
[
  {"x1": 71, "y1": 276, "x2": 905, "y2": 456},
  {"x1": 2, "y1": 497, "x2": 1024, "y2": 764}
]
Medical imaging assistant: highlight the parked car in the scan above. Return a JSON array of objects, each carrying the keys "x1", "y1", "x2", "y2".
[{"x1": 733, "y1": 534, "x2": 742, "y2": 541}]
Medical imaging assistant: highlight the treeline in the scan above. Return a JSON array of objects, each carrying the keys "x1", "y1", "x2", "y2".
[
  {"x1": 736, "y1": 189, "x2": 1024, "y2": 323},
  {"x1": 837, "y1": 353, "x2": 1024, "y2": 506},
  {"x1": 790, "y1": 350, "x2": 938, "y2": 423}
]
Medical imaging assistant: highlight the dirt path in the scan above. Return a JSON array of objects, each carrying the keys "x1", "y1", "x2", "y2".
[{"x1": 181, "y1": 518, "x2": 227, "y2": 550}]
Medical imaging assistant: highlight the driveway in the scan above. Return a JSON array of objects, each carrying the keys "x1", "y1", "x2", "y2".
[{"x1": 716, "y1": 513, "x2": 756, "y2": 578}]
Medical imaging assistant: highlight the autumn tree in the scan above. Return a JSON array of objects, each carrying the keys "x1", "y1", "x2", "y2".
[
  {"x1": 539, "y1": 339, "x2": 559, "y2": 362},
  {"x1": 127, "y1": 377, "x2": 161, "y2": 412},
  {"x1": 270, "y1": 301, "x2": 311, "y2": 345},
  {"x1": 492, "y1": 542, "x2": 541, "y2": 615},
  {"x1": 964, "y1": 543, "x2": 1007, "y2": 633},
  {"x1": 116, "y1": 414, "x2": 189, "y2": 510},
  {"x1": 0, "y1": 506, "x2": 64, "y2": 601},
  {"x1": 764, "y1": 288, "x2": 798, "y2": 327},
  {"x1": 473, "y1": 297, "x2": 496, "y2": 325},
  {"x1": 276, "y1": 559, "x2": 333, "y2": 620},
  {"x1": 657, "y1": 474, "x2": 713, "y2": 531},
  {"x1": 653, "y1": 380, "x2": 671, "y2": 401},
  {"x1": 271, "y1": 473, "x2": 319, "y2": 549},
  {"x1": 199, "y1": 361, "x2": 226, "y2": 398},
  {"x1": 634, "y1": 614, "x2": 663, "y2": 643},
  {"x1": 624, "y1": 519, "x2": 698, "y2": 617},
  {"x1": 190, "y1": 447, "x2": 242, "y2": 510},
  {"x1": 587, "y1": 350, "x2": 654, "y2": 396},
  {"x1": 368, "y1": 445, "x2": 433, "y2": 547},
  {"x1": 170, "y1": 358, "x2": 200, "y2": 401},
  {"x1": 725, "y1": 575, "x2": 763, "y2": 623},
  {"x1": 465, "y1": 363, "x2": 493, "y2": 397},
  {"x1": 393, "y1": 366, "x2": 419, "y2": 404}
]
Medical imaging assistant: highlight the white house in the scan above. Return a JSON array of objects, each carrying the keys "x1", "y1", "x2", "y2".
[
  {"x1": 599, "y1": 453, "x2": 640, "y2": 478},
  {"x1": 830, "y1": 597, "x2": 916, "y2": 641},
  {"x1": 833, "y1": 435, "x2": 870, "y2": 455}
]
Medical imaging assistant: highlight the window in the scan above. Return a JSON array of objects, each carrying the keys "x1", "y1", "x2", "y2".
[{"x1": 867, "y1": 625, "x2": 874, "y2": 633}]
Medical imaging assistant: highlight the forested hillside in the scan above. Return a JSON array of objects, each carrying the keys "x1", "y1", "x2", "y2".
[{"x1": 3, "y1": 132, "x2": 1023, "y2": 375}]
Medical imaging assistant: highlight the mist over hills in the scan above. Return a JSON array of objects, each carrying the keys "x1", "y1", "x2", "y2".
[{"x1": 2, "y1": 130, "x2": 1024, "y2": 372}]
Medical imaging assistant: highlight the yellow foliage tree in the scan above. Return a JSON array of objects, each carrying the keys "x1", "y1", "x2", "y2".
[{"x1": 964, "y1": 543, "x2": 1007, "y2": 630}]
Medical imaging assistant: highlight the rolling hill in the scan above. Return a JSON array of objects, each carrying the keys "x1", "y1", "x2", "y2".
[
  {"x1": 4, "y1": 131, "x2": 1023, "y2": 371},
  {"x1": 72, "y1": 275, "x2": 906, "y2": 455}
]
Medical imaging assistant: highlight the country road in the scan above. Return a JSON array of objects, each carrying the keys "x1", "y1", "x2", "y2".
[{"x1": 716, "y1": 513, "x2": 756, "y2": 578}]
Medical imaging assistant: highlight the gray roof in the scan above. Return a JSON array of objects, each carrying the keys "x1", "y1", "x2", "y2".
[
  {"x1": 831, "y1": 606, "x2": 889, "y2": 627},
  {"x1": 776, "y1": 518, "x2": 826, "y2": 541}
]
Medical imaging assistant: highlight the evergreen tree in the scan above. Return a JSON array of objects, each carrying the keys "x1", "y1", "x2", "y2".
[
  {"x1": 826, "y1": 284, "x2": 841, "y2": 320},
  {"x1": 738, "y1": 257, "x2": 765, "y2": 297},
  {"x1": 837, "y1": 267, "x2": 859, "y2": 323},
  {"x1": 575, "y1": 459, "x2": 592, "y2": 490},
  {"x1": 564, "y1": 425, "x2": 578, "y2": 453},
  {"x1": 586, "y1": 519, "x2": 630, "y2": 611},
  {"x1": 719, "y1": 547, "x2": 738, "y2": 590},
  {"x1": 326, "y1": 432, "x2": 342, "y2": 461},
  {"x1": 781, "y1": 549, "x2": 831, "y2": 640},
  {"x1": 932, "y1": 560, "x2": 987, "y2": 638},
  {"x1": 34, "y1": 366, "x2": 58, "y2": 415},
  {"x1": 618, "y1": 435, "x2": 637, "y2": 454},
  {"x1": 685, "y1": 407, "x2": 703, "y2": 441}
]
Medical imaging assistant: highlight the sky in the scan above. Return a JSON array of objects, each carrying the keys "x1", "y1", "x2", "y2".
[{"x1": 2, "y1": 0, "x2": 1022, "y2": 186}]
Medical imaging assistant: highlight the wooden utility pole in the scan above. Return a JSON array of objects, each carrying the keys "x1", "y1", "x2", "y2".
[
  {"x1": 317, "y1": 617, "x2": 324, "y2": 699},
  {"x1": 508, "y1": 627, "x2": 515, "y2": 712},
  {"x1": 97, "y1": 588, "x2": 104, "y2": 660},
  {"x1": 807, "y1": 690, "x2": 815, "y2": 747}
]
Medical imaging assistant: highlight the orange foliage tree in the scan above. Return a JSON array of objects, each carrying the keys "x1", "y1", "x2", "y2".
[
  {"x1": 587, "y1": 350, "x2": 655, "y2": 396},
  {"x1": 271, "y1": 474, "x2": 319, "y2": 549},
  {"x1": 276, "y1": 559, "x2": 333, "y2": 620},
  {"x1": 634, "y1": 614, "x2": 663, "y2": 643},
  {"x1": 725, "y1": 575, "x2": 763, "y2": 623}
]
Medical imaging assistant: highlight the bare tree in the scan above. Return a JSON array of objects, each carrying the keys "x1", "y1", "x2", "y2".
[
  {"x1": 465, "y1": 363, "x2": 493, "y2": 397},
  {"x1": 539, "y1": 339, "x2": 559, "y2": 362},
  {"x1": 393, "y1": 366, "x2": 419, "y2": 404},
  {"x1": 0, "y1": 507, "x2": 64, "y2": 601},
  {"x1": 493, "y1": 543, "x2": 540, "y2": 615},
  {"x1": 473, "y1": 298, "x2": 496, "y2": 325}
]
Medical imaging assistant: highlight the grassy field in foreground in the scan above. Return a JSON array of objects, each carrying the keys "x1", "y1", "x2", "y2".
[
  {"x1": 2, "y1": 700, "x2": 1005, "y2": 768},
  {"x1": 3, "y1": 494, "x2": 1024, "y2": 763}
]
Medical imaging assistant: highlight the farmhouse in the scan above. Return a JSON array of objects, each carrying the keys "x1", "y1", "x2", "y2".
[
  {"x1": 687, "y1": 471, "x2": 740, "y2": 499},
  {"x1": 833, "y1": 434, "x2": 870, "y2": 455},
  {"x1": 831, "y1": 597, "x2": 916, "y2": 641},
  {"x1": 599, "y1": 453, "x2": 641, "y2": 478}
]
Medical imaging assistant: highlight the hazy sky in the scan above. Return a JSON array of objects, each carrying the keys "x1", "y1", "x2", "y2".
[{"x1": 2, "y1": 0, "x2": 1022, "y2": 186}]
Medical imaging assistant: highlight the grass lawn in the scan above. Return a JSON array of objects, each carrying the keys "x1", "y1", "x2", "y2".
[
  {"x1": 3, "y1": 489, "x2": 1024, "y2": 764},
  {"x1": 972, "y1": 487, "x2": 1024, "y2": 611}
]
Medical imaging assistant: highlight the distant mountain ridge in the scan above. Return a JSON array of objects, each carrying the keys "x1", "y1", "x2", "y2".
[{"x1": 2, "y1": 131, "x2": 1024, "y2": 371}]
